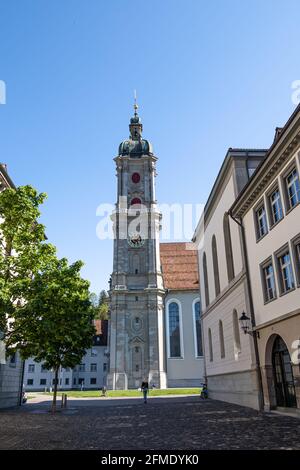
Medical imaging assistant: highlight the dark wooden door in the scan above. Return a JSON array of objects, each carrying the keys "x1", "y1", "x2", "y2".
[{"x1": 272, "y1": 336, "x2": 297, "y2": 408}]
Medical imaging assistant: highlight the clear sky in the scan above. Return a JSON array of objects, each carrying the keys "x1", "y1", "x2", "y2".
[{"x1": 1, "y1": 0, "x2": 300, "y2": 293}]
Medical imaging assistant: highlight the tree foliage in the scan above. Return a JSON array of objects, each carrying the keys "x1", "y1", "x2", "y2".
[
  {"x1": 0, "y1": 186, "x2": 96, "y2": 410},
  {"x1": 0, "y1": 186, "x2": 56, "y2": 333},
  {"x1": 6, "y1": 257, "x2": 96, "y2": 410},
  {"x1": 97, "y1": 289, "x2": 109, "y2": 320}
]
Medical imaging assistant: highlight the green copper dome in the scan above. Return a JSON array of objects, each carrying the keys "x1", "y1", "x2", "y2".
[
  {"x1": 118, "y1": 138, "x2": 153, "y2": 156},
  {"x1": 118, "y1": 103, "x2": 153, "y2": 156}
]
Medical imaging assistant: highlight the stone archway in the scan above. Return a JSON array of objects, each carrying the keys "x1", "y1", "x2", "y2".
[{"x1": 265, "y1": 334, "x2": 297, "y2": 409}]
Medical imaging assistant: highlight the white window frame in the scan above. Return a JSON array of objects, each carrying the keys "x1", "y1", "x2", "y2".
[
  {"x1": 286, "y1": 167, "x2": 300, "y2": 209},
  {"x1": 256, "y1": 204, "x2": 268, "y2": 239},
  {"x1": 192, "y1": 297, "x2": 203, "y2": 358},
  {"x1": 269, "y1": 187, "x2": 283, "y2": 225},
  {"x1": 166, "y1": 298, "x2": 184, "y2": 359}
]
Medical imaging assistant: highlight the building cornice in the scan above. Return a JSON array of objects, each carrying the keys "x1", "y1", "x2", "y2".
[
  {"x1": 201, "y1": 269, "x2": 246, "y2": 320},
  {"x1": 253, "y1": 308, "x2": 300, "y2": 332},
  {"x1": 192, "y1": 149, "x2": 267, "y2": 239},
  {"x1": 231, "y1": 104, "x2": 300, "y2": 219},
  {"x1": 0, "y1": 164, "x2": 15, "y2": 189}
]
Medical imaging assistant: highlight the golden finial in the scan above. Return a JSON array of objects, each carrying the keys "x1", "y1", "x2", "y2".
[{"x1": 134, "y1": 89, "x2": 138, "y2": 116}]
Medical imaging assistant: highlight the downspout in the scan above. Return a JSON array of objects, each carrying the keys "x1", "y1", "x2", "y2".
[
  {"x1": 192, "y1": 234, "x2": 207, "y2": 387},
  {"x1": 163, "y1": 288, "x2": 168, "y2": 381},
  {"x1": 229, "y1": 210, "x2": 265, "y2": 411},
  {"x1": 19, "y1": 358, "x2": 25, "y2": 406},
  {"x1": 200, "y1": 298, "x2": 208, "y2": 387}
]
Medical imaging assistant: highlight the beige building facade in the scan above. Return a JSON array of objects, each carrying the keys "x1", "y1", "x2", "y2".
[
  {"x1": 231, "y1": 104, "x2": 300, "y2": 411},
  {"x1": 193, "y1": 149, "x2": 266, "y2": 409}
]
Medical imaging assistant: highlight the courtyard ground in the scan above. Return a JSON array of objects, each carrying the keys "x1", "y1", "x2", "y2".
[{"x1": 0, "y1": 395, "x2": 300, "y2": 450}]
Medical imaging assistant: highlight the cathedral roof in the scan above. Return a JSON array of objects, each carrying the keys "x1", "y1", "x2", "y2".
[
  {"x1": 118, "y1": 138, "x2": 153, "y2": 156},
  {"x1": 160, "y1": 242, "x2": 199, "y2": 291},
  {"x1": 93, "y1": 319, "x2": 108, "y2": 346}
]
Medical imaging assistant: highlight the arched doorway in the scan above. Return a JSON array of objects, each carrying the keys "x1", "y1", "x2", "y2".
[{"x1": 272, "y1": 335, "x2": 297, "y2": 408}]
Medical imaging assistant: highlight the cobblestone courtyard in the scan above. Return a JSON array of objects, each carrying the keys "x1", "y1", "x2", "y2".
[{"x1": 0, "y1": 396, "x2": 300, "y2": 450}]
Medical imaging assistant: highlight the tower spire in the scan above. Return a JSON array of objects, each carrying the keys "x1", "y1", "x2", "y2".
[
  {"x1": 129, "y1": 90, "x2": 142, "y2": 141},
  {"x1": 133, "y1": 89, "x2": 138, "y2": 116}
]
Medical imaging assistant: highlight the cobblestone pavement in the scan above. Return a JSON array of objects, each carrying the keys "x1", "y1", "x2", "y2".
[{"x1": 0, "y1": 396, "x2": 300, "y2": 450}]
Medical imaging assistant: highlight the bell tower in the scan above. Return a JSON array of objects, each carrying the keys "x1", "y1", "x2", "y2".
[{"x1": 107, "y1": 99, "x2": 167, "y2": 390}]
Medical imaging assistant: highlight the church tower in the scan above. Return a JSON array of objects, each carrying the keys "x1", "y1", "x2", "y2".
[{"x1": 107, "y1": 100, "x2": 167, "y2": 390}]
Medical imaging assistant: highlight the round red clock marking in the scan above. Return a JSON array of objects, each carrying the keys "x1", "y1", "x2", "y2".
[
  {"x1": 132, "y1": 172, "x2": 140, "y2": 183},
  {"x1": 131, "y1": 197, "x2": 142, "y2": 206}
]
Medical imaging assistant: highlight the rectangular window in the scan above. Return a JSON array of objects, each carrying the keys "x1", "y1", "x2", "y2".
[
  {"x1": 261, "y1": 260, "x2": 276, "y2": 303},
  {"x1": 27, "y1": 379, "x2": 34, "y2": 386},
  {"x1": 292, "y1": 235, "x2": 300, "y2": 286},
  {"x1": 65, "y1": 378, "x2": 69, "y2": 386},
  {"x1": 73, "y1": 378, "x2": 77, "y2": 385},
  {"x1": 41, "y1": 364, "x2": 48, "y2": 373},
  {"x1": 78, "y1": 378, "x2": 85, "y2": 385},
  {"x1": 90, "y1": 363, "x2": 97, "y2": 372},
  {"x1": 40, "y1": 379, "x2": 46, "y2": 386},
  {"x1": 285, "y1": 167, "x2": 300, "y2": 210},
  {"x1": 276, "y1": 249, "x2": 295, "y2": 294},
  {"x1": 255, "y1": 204, "x2": 268, "y2": 239},
  {"x1": 269, "y1": 187, "x2": 283, "y2": 225},
  {"x1": 79, "y1": 363, "x2": 85, "y2": 372},
  {"x1": 103, "y1": 363, "x2": 107, "y2": 372},
  {"x1": 90, "y1": 378, "x2": 97, "y2": 385},
  {"x1": 28, "y1": 364, "x2": 35, "y2": 373}
]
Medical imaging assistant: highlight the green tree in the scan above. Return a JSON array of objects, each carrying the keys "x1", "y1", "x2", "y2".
[
  {"x1": 6, "y1": 257, "x2": 96, "y2": 411},
  {"x1": 0, "y1": 185, "x2": 56, "y2": 336}
]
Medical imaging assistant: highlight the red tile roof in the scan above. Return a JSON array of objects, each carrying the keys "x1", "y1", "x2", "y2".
[{"x1": 160, "y1": 242, "x2": 199, "y2": 291}]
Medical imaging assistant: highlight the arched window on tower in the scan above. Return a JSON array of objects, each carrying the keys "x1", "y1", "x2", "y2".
[
  {"x1": 208, "y1": 328, "x2": 213, "y2": 362},
  {"x1": 219, "y1": 320, "x2": 225, "y2": 359},
  {"x1": 223, "y1": 213, "x2": 235, "y2": 283},
  {"x1": 193, "y1": 299, "x2": 203, "y2": 357},
  {"x1": 202, "y1": 252, "x2": 210, "y2": 308},
  {"x1": 233, "y1": 309, "x2": 241, "y2": 360},
  {"x1": 167, "y1": 301, "x2": 182, "y2": 358},
  {"x1": 132, "y1": 254, "x2": 140, "y2": 274},
  {"x1": 212, "y1": 235, "x2": 220, "y2": 297}
]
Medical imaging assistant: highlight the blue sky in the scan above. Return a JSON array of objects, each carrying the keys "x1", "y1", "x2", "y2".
[{"x1": 0, "y1": 0, "x2": 300, "y2": 293}]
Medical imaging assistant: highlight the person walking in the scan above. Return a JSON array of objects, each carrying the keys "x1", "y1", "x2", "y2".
[{"x1": 141, "y1": 379, "x2": 149, "y2": 404}]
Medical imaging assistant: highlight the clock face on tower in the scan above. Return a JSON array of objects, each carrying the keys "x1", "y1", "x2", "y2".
[{"x1": 128, "y1": 233, "x2": 145, "y2": 248}]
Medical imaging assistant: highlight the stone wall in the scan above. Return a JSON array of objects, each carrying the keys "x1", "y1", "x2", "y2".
[
  {"x1": 206, "y1": 369, "x2": 260, "y2": 410},
  {"x1": 0, "y1": 354, "x2": 23, "y2": 409}
]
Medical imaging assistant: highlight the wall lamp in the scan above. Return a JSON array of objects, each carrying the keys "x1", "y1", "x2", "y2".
[{"x1": 239, "y1": 311, "x2": 260, "y2": 338}]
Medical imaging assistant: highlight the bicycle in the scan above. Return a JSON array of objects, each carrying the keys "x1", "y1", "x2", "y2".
[{"x1": 199, "y1": 383, "x2": 208, "y2": 399}]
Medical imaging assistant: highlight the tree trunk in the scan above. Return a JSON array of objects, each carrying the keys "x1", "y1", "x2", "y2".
[{"x1": 52, "y1": 366, "x2": 59, "y2": 413}]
